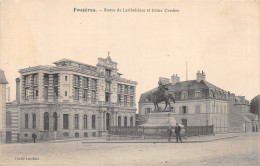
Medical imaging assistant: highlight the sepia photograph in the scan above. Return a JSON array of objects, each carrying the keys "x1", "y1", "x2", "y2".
[{"x1": 0, "y1": 0, "x2": 259, "y2": 166}]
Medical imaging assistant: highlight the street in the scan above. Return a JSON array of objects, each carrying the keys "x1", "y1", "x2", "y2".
[{"x1": 0, "y1": 133, "x2": 259, "y2": 166}]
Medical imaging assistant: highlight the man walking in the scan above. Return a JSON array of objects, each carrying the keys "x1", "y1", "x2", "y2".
[
  {"x1": 175, "y1": 123, "x2": 183, "y2": 143},
  {"x1": 32, "y1": 132, "x2": 37, "y2": 143},
  {"x1": 167, "y1": 125, "x2": 173, "y2": 142}
]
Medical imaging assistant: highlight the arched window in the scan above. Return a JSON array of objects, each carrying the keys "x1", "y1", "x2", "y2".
[
  {"x1": 32, "y1": 113, "x2": 36, "y2": 129},
  {"x1": 53, "y1": 112, "x2": 57, "y2": 131},
  {"x1": 92, "y1": 132, "x2": 96, "y2": 137},
  {"x1": 75, "y1": 114, "x2": 79, "y2": 129},
  {"x1": 84, "y1": 115, "x2": 88, "y2": 129},
  {"x1": 84, "y1": 132, "x2": 88, "y2": 137},
  {"x1": 118, "y1": 116, "x2": 121, "y2": 127},
  {"x1": 44, "y1": 112, "x2": 49, "y2": 130},
  {"x1": 75, "y1": 132, "x2": 79, "y2": 138},
  {"x1": 92, "y1": 115, "x2": 96, "y2": 129},
  {"x1": 124, "y1": 116, "x2": 127, "y2": 127},
  {"x1": 130, "y1": 117, "x2": 133, "y2": 127}
]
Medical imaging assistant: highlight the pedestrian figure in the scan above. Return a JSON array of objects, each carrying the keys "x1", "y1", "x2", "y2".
[
  {"x1": 174, "y1": 123, "x2": 183, "y2": 143},
  {"x1": 32, "y1": 132, "x2": 37, "y2": 143},
  {"x1": 167, "y1": 125, "x2": 173, "y2": 142}
]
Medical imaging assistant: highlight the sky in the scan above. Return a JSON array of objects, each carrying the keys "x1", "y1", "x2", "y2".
[{"x1": 0, "y1": 0, "x2": 259, "y2": 103}]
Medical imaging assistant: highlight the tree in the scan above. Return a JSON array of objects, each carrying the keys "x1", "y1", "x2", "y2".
[{"x1": 250, "y1": 95, "x2": 260, "y2": 116}]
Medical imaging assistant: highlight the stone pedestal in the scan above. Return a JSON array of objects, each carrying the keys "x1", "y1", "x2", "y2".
[{"x1": 141, "y1": 112, "x2": 177, "y2": 127}]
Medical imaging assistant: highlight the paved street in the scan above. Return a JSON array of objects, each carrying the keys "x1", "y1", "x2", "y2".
[{"x1": 0, "y1": 133, "x2": 259, "y2": 166}]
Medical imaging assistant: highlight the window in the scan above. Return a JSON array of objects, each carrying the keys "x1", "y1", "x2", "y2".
[
  {"x1": 180, "y1": 106, "x2": 188, "y2": 114},
  {"x1": 84, "y1": 132, "x2": 88, "y2": 137},
  {"x1": 170, "y1": 107, "x2": 175, "y2": 113},
  {"x1": 33, "y1": 87, "x2": 38, "y2": 99},
  {"x1": 33, "y1": 74, "x2": 38, "y2": 85},
  {"x1": 53, "y1": 112, "x2": 57, "y2": 131},
  {"x1": 63, "y1": 114, "x2": 69, "y2": 129},
  {"x1": 54, "y1": 87, "x2": 58, "y2": 98},
  {"x1": 65, "y1": 76, "x2": 68, "y2": 81},
  {"x1": 117, "y1": 84, "x2": 122, "y2": 94},
  {"x1": 145, "y1": 108, "x2": 151, "y2": 114},
  {"x1": 44, "y1": 87, "x2": 48, "y2": 99},
  {"x1": 224, "y1": 105, "x2": 226, "y2": 114},
  {"x1": 44, "y1": 112, "x2": 49, "y2": 130},
  {"x1": 182, "y1": 119, "x2": 187, "y2": 127},
  {"x1": 124, "y1": 95, "x2": 127, "y2": 106},
  {"x1": 73, "y1": 75, "x2": 80, "y2": 86},
  {"x1": 130, "y1": 96, "x2": 134, "y2": 106},
  {"x1": 106, "y1": 69, "x2": 111, "y2": 77},
  {"x1": 83, "y1": 77, "x2": 88, "y2": 88},
  {"x1": 216, "y1": 104, "x2": 219, "y2": 113},
  {"x1": 25, "y1": 88, "x2": 29, "y2": 100},
  {"x1": 130, "y1": 87, "x2": 134, "y2": 95},
  {"x1": 32, "y1": 113, "x2": 36, "y2": 129},
  {"x1": 130, "y1": 117, "x2": 134, "y2": 127},
  {"x1": 181, "y1": 92, "x2": 188, "y2": 99},
  {"x1": 91, "y1": 90, "x2": 96, "y2": 102},
  {"x1": 124, "y1": 116, "x2": 127, "y2": 127},
  {"x1": 117, "y1": 94, "x2": 121, "y2": 104},
  {"x1": 75, "y1": 114, "x2": 79, "y2": 129},
  {"x1": 195, "y1": 91, "x2": 201, "y2": 98},
  {"x1": 212, "y1": 105, "x2": 215, "y2": 113},
  {"x1": 220, "y1": 105, "x2": 223, "y2": 113},
  {"x1": 6, "y1": 112, "x2": 12, "y2": 127},
  {"x1": 25, "y1": 114, "x2": 28, "y2": 129},
  {"x1": 195, "y1": 105, "x2": 201, "y2": 114},
  {"x1": 53, "y1": 74, "x2": 58, "y2": 86},
  {"x1": 92, "y1": 132, "x2": 96, "y2": 137},
  {"x1": 84, "y1": 115, "x2": 88, "y2": 129},
  {"x1": 24, "y1": 75, "x2": 30, "y2": 86},
  {"x1": 118, "y1": 116, "x2": 121, "y2": 127},
  {"x1": 124, "y1": 86, "x2": 128, "y2": 94},
  {"x1": 92, "y1": 115, "x2": 96, "y2": 129},
  {"x1": 74, "y1": 88, "x2": 79, "y2": 100},
  {"x1": 91, "y1": 79, "x2": 97, "y2": 89},
  {"x1": 65, "y1": 91, "x2": 67, "y2": 96},
  {"x1": 105, "y1": 92, "x2": 110, "y2": 103},
  {"x1": 83, "y1": 89, "x2": 88, "y2": 101},
  {"x1": 44, "y1": 74, "x2": 49, "y2": 85},
  {"x1": 105, "y1": 81, "x2": 111, "y2": 91},
  {"x1": 75, "y1": 133, "x2": 79, "y2": 138}
]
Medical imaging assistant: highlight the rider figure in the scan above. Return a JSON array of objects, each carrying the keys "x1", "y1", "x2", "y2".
[{"x1": 157, "y1": 80, "x2": 168, "y2": 100}]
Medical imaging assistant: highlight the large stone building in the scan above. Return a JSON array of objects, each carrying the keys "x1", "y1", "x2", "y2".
[
  {"x1": 228, "y1": 94, "x2": 258, "y2": 132},
  {"x1": 139, "y1": 71, "x2": 229, "y2": 133},
  {"x1": 8, "y1": 55, "x2": 137, "y2": 142}
]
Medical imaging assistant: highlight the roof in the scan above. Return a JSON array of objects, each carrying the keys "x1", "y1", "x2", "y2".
[
  {"x1": 139, "y1": 80, "x2": 225, "y2": 103},
  {"x1": 0, "y1": 69, "x2": 8, "y2": 84},
  {"x1": 53, "y1": 58, "x2": 97, "y2": 69}
]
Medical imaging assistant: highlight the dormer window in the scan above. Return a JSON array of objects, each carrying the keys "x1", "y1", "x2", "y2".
[
  {"x1": 195, "y1": 91, "x2": 201, "y2": 98},
  {"x1": 181, "y1": 91, "x2": 188, "y2": 99},
  {"x1": 106, "y1": 69, "x2": 111, "y2": 77}
]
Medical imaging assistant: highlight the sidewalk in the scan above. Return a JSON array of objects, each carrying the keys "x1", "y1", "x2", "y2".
[{"x1": 80, "y1": 133, "x2": 240, "y2": 144}]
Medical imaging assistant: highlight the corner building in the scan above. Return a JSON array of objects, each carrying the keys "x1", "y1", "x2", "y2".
[{"x1": 18, "y1": 56, "x2": 137, "y2": 141}]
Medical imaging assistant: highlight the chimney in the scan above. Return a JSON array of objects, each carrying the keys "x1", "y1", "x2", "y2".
[
  {"x1": 159, "y1": 77, "x2": 170, "y2": 85},
  {"x1": 171, "y1": 74, "x2": 180, "y2": 85},
  {"x1": 196, "y1": 70, "x2": 206, "y2": 82},
  {"x1": 16, "y1": 78, "x2": 20, "y2": 102}
]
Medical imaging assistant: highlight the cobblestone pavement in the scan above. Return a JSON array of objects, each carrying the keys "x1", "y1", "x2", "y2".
[{"x1": 0, "y1": 133, "x2": 259, "y2": 166}]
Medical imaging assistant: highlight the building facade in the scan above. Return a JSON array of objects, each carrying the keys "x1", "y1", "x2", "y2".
[
  {"x1": 139, "y1": 71, "x2": 229, "y2": 133},
  {"x1": 228, "y1": 94, "x2": 258, "y2": 132},
  {"x1": 12, "y1": 56, "x2": 137, "y2": 141}
]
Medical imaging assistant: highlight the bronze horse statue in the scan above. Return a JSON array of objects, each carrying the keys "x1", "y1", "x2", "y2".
[{"x1": 146, "y1": 89, "x2": 175, "y2": 112}]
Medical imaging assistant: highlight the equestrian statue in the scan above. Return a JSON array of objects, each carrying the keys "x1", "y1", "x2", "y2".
[{"x1": 146, "y1": 81, "x2": 175, "y2": 112}]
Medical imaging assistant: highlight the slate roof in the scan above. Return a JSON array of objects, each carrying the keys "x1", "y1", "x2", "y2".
[
  {"x1": 139, "y1": 80, "x2": 225, "y2": 103},
  {"x1": 0, "y1": 69, "x2": 8, "y2": 84}
]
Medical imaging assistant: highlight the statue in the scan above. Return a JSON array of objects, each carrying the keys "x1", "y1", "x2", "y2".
[{"x1": 146, "y1": 81, "x2": 175, "y2": 112}]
